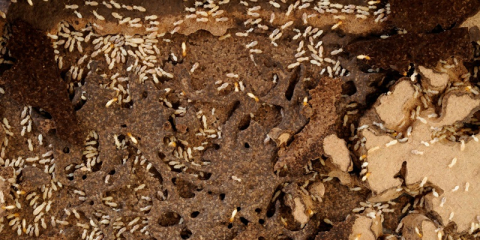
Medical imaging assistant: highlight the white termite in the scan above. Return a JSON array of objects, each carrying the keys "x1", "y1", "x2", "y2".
[
  {"x1": 448, "y1": 158, "x2": 457, "y2": 168},
  {"x1": 92, "y1": 10, "x2": 105, "y2": 21}
]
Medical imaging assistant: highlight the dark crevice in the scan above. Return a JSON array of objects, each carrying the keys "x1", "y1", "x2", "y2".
[
  {"x1": 225, "y1": 100, "x2": 241, "y2": 123},
  {"x1": 180, "y1": 228, "x2": 192, "y2": 239},
  {"x1": 190, "y1": 211, "x2": 200, "y2": 218},
  {"x1": 158, "y1": 151, "x2": 167, "y2": 161},
  {"x1": 430, "y1": 24, "x2": 446, "y2": 34},
  {"x1": 238, "y1": 114, "x2": 251, "y2": 130},
  {"x1": 317, "y1": 221, "x2": 333, "y2": 232},
  {"x1": 349, "y1": 152, "x2": 363, "y2": 176},
  {"x1": 92, "y1": 159, "x2": 103, "y2": 172},
  {"x1": 32, "y1": 107, "x2": 52, "y2": 119},
  {"x1": 394, "y1": 161, "x2": 408, "y2": 186},
  {"x1": 341, "y1": 81, "x2": 357, "y2": 96},
  {"x1": 266, "y1": 185, "x2": 284, "y2": 218},
  {"x1": 197, "y1": 171, "x2": 211, "y2": 180},
  {"x1": 239, "y1": 217, "x2": 249, "y2": 226},
  {"x1": 148, "y1": 165, "x2": 164, "y2": 185},
  {"x1": 122, "y1": 99, "x2": 134, "y2": 109},
  {"x1": 285, "y1": 66, "x2": 301, "y2": 101},
  {"x1": 168, "y1": 116, "x2": 177, "y2": 132},
  {"x1": 73, "y1": 98, "x2": 87, "y2": 111},
  {"x1": 176, "y1": 178, "x2": 196, "y2": 198},
  {"x1": 158, "y1": 212, "x2": 181, "y2": 227}
]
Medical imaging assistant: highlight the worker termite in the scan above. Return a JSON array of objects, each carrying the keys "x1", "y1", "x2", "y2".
[
  {"x1": 331, "y1": 21, "x2": 342, "y2": 30},
  {"x1": 133, "y1": 5, "x2": 146, "y2": 12},
  {"x1": 302, "y1": 97, "x2": 308, "y2": 106},
  {"x1": 247, "y1": 93, "x2": 259, "y2": 102},
  {"x1": 85, "y1": 1, "x2": 99, "y2": 6},
  {"x1": 145, "y1": 15, "x2": 157, "y2": 20},
  {"x1": 112, "y1": 12, "x2": 122, "y2": 19},
  {"x1": 182, "y1": 42, "x2": 187, "y2": 57},
  {"x1": 65, "y1": 4, "x2": 79, "y2": 9},
  {"x1": 357, "y1": 55, "x2": 371, "y2": 60},
  {"x1": 92, "y1": 10, "x2": 105, "y2": 21},
  {"x1": 74, "y1": 10, "x2": 82, "y2": 18},
  {"x1": 105, "y1": 98, "x2": 118, "y2": 107},
  {"x1": 229, "y1": 209, "x2": 237, "y2": 222}
]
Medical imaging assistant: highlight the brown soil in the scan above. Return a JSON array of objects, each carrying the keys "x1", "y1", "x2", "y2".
[{"x1": 0, "y1": 0, "x2": 479, "y2": 240}]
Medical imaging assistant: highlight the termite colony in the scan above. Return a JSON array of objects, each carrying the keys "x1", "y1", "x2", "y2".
[
  {"x1": 344, "y1": 57, "x2": 479, "y2": 178},
  {"x1": 81, "y1": 130, "x2": 100, "y2": 172},
  {"x1": 0, "y1": 26, "x2": 13, "y2": 67},
  {"x1": 1, "y1": 111, "x2": 61, "y2": 238},
  {"x1": 2, "y1": 0, "x2": 479, "y2": 239},
  {"x1": 343, "y1": 52, "x2": 480, "y2": 238},
  {"x1": 237, "y1": 0, "x2": 390, "y2": 78}
]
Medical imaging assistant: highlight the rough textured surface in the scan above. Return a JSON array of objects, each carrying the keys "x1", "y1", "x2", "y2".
[
  {"x1": 374, "y1": 80, "x2": 417, "y2": 131},
  {"x1": 0, "y1": 0, "x2": 352, "y2": 238},
  {"x1": 418, "y1": 66, "x2": 449, "y2": 91},
  {"x1": 430, "y1": 94, "x2": 480, "y2": 127},
  {"x1": 401, "y1": 214, "x2": 439, "y2": 240},
  {"x1": 347, "y1": 28, "x2": 473, "y2": 73},
  {"x1": 388, "y1": 0, "x2": 480, "y2": 33},
  {"x1": 315, "y1": 215, "x2": 356, "y2": 240},
  {"x1": 323, "y1": 134, "x2": 352, "y2": 172},
  {"x1": 274, "y1": 77, "x2": 343, "y2": 176},
  {"x1": 0, "y1": 0, "x2": 479, "y2": 239},
  {"x1": 360, "y1": 77, "x2": 480, "y2": 231},
  {"x1": 3, "y1": 20, "x2": 83, "y2": 144},
  {"x1": 348, "y1": 215, "x2": 378, "y2": 240}
]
